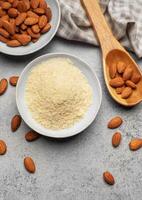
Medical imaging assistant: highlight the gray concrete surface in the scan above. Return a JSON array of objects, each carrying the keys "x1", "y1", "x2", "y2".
[{"x1": 0, "y1": 37, "x2": 142, "y2": 200}]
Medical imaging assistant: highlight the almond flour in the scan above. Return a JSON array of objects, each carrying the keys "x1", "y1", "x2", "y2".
[{"x1": 25, "y1": 58, "x2": 93, "y2": 130}]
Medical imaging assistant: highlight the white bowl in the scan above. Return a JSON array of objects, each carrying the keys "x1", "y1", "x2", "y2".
[
  {"x1": 0, "y1": 0, "x2": 60, "y2": 56},
  {"x1": 16, "y1": 53, "x2": 102, "y2": 138}
]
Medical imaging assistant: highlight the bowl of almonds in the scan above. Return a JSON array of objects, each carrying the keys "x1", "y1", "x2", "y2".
[{"x1": 0, "y1": 0, "x2": 60, "y2": 55}]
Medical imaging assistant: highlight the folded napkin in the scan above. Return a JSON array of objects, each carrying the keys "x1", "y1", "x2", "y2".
[{"x1": 57, "y1": 0, "x2": 142, "y2": 58}]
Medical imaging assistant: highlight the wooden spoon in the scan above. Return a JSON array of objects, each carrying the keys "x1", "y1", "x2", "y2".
[{"x1": 82, "y1": 0, "x2": 142, "y2": 106}]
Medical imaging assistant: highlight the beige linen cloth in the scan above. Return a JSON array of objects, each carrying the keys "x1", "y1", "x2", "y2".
[{"x1": 57, "y1": 0, "x2": 142, "y2": 58}]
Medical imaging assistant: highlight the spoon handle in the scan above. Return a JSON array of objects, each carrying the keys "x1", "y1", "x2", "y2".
[{"x1": 81, "y1": 0, "x2": 122, "y2": 56}]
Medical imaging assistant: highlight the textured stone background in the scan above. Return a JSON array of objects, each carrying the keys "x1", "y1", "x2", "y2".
[{"x1": 0, "y1": 37, "x2": 142, "y2": 200}]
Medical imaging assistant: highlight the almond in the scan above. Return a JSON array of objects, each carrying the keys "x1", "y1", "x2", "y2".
[
  {"x1": 8, "y1": 8, "x2": 18, "y2": 18},
  {"x1": 117, "y1": 61, "x2": 126, "y2": 74},
  {"x1": 15, "y1": 12, "x2": 27, "y2": 26},
  {"x1": 109, "y1": 63, "x2": 117, "y2": 79},
  {"x1": 41, "y1": 23, "x2": 51, "y2": 33},
  {"x1": 123, "y1": 67, "x2": 133, "y2": 81},
  {"x1": 9, "y1": 76, "x2": 19, "y2": 86},
  {"x1": 0, "y1": 8, "x2": 6, "y2": 17},
  {"x1": 0, "y1": 78, "x2": 8, "y2": 95},
  {"x1": 125, "y1": 80, "x2": 136, "y2": 89},
  {"x1": 121, "y1": 87, "x2": 132, "y2": 99},
  {"x1": 20, "y1": 23, "x2": 27, "y2": 30},
  {"x1": 11, "y1": 114, "x2": 21, "y2": 132},
  {"x1": 24, "y1": 17, "x2": 38, "y2": 25},
  {"x1": 2, "y1": 20, "x2": 15, "y2": 35},
  {"x1": 27, "y1": 11, "x2": 39, "y2": 18},
  {"x1": 0, "y1": 28, "x2": 10, "y2": 38},
  {"x1": 12, "y1": 0, "x2": 19, "y2": 8},
  {"x1": 25, "y1": 130, "x2": 41, "y2": 142},
  {"x1": 1, "y1": 15, "x2": 10, "y2": 21},
  {"x1": 109, "y1": 77, "x2": 124, "y2": 88},
  {"x1": 108, "y1": 116, "x2": 123, "y2": 129},
  {"x1": 31, "y1": 24, "x2": 40, "y2": 33},
  {"x1": 0, "y1": 140, "x2": 7, "y2": 155},
  {"x1": 14, "y1": 34, "x2": 31, "y2": 45},
  {"x1": 8, "y1": 0, "x2": 14, "y2": 3},
  {"x1": 34, "y1": 8, "x2": 45, "y2": 15},
  {"x1": 129, "y1": 138, "x2": 142, "y2": 151},
  {"x1": 131, "y1": 72, "x2": 141, "y2": 84},
  {"x1": 30, "y1": 0, "x2": 40, "y2": 9},
  {"x1": 27, "y1": 27, "x2": 40, "y2": 38},
  {"x1": 38, "y1": 15, "x2": 47, "y2": 29},
  {"x1": 39, "y1": 0, "x2": 47, "y2": 9},
  {"x1": 17, "y1": 1, "x2": 28, "y2": 12},
  {"x1": 1, "y1": 2, "x2": 11, "y2": 10},
  {"x1": 112, "y1": 132, "x2": 122, "y2": 147},
  {"x1": 24, "y1": 157, "x2": 36, "y2": 173},
  {"x1": 24, "y1": 0, "x2": 30, "y2": 10},
  {"x1": 116, "y1": 86, "x2": 125, "y2": 94},
  {"x1": 103, "y1": 171, "x2": 115, "y2": 185},
  {"x1": 45, "y1": 7, "x2": 52, "y2": 22},
  {"x1": 0, "y1": 19, "x2": 3, "y2": 28},
  {"x1": 7, "y1": 39, "x2": 21, "y2": 47},
  {"x1": 0, "y1": 35, "x2": 9, "y2": 43}
]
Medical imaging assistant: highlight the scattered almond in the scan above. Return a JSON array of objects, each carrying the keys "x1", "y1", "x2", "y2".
[
  {"x1": 121, "y1": 87, "x2": 132, "y2": 99},
  {"x1": 9, "y1": 76, "x2": 19, "y2": 86},
  {"x1": 103, "y1": 171, "x2": 115, "y2": 185},
  {"x1": 108, "y1": 116, "x2": 123, "y2": 129},
  {"x1": 24, "y1": 157, "x2": 36, "y2": 173},
  {"x1": 0, "y1": 140, "x2": 7, "y2": 155},
  {"x1": 11, "y1": 114, "x2": 22, "y2": 132},
  {"x1": 129, "y1": 138, "x2": 142, "y2": 151},
  {"x1": 25, "y1": 130, "x2": 41, "y2": 142},
  {"x1": 0, "y1": 78, "x2": 8, "y2": 95},
  {"x1": 112, "y1": 132, "x2": 122, "y2": 147},
  {"x1": 109, "y1": 77, "x2": 124, "y2": 88}
]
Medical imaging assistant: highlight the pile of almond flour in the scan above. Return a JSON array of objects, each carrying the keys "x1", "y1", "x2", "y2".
[{"x1": 25, "y1": 58, "x2": 93, "y2": 130}]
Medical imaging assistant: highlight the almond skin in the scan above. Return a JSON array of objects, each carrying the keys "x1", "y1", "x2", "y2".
[
  {"x1": 129, "y1": 138, "x2": 142, "y2": 151},
  {"x1": 108, "y1": 116, "x2": 123, "y2": 129},
  {"x1": 117, "y1": 61, "x2": 126, "y2": 74},
  {"x1": 15, "y1": 12, "x2": 27, "y2": 26},
  {"x1": 11, "y1": 115, "x2": 22, "y2": 132},
  {"x1": 112, "y1": 132, "x2": 122, "y2": 147},
  {"x1": 24, "y1": 157, "x2": 36, "y2": 173},
  {"x1": 9, "y1": 76, "x2": 19, "y2": 86},
  {"x1": 0, "y1": 78, "x2": 8, "y2": 95},
  {"x1": 109, "y1": 77, "x2": 124, "y2": 88},
  {"x1": 103, "y1": 171, "x2": 115, "y2": 185},
  {"x1": 0, "y1": 140, "x2": 7, "y2": 155},
  {"x1": 25, "y1": 130, "x2": 41, "y2": 142},
  {"x1": 123, "y1": 67, "x2": 133, "y2": 81},
  {"x1": 125, "y1": 80, "x2": 136, "y2": 89},
  {"x1": 109, "y1": 63, "x2": 117, "y2": 79},
  {"x1": 131, "y1": 72, "x2": 141, "y2": 84},
  {"x1": 121, "y1": 87, "x2": 132, "y2": 99}
]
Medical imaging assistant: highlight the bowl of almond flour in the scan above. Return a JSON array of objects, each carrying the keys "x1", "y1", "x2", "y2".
[{"x1": 16, "y1": 53, "x2": 102, "y2": 138}]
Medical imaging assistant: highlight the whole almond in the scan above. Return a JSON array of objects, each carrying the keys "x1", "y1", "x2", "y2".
[
  {"x1": 131, "y1": 72, "x2": 141, "y2": 84},
  {"x1": 9, "y1": 76, "x2": 19, "y2": 86},
  {"x1": 123, "y1": 67, "x2": 133, "y2": 81},
  {"x1": 11, "y1": 115, "x2": 21, "y2": 132},
  {"x1": 14, "y1": 34, "x2": 31, "y2": 45},
  {"x1": 0, "y1": 28, "x2": 10, "y2": 38},
  {"x1": 45, "y1": 7, "x2": 52, "y2": 22},
  {"x1": 7, "y1": 39, "x2": 21, "y2": 47},
  {"x1": 0, "y1": 8, "x2": 6, "y2": 17},
  {"x1": 12, "y1": 0, "x2": 19, "y2": 8},
  {"x1": 27, "y1": 11, "x2": 39, "y2": 18},
  {"x1": 112, "y1": 132, "x2": 122, "y2": 147},
  {"x1": 1, "y1": 15, "x2": 10, "y2": 21},
  {"x1": 31, "y1": 0, "x2": 40, "y2": 9},
  {"x1": 39, "y1": 0, "x2": 47, "y2": 9},
  {"x1": 129, "y1": 138, "x2": 142, "y2": 151},
  {"x1": 1, "y1": 2, "x2": 11, "y2": 10},
  {"x1": 17, "y1": 1, "x2": 28, "y2": 12},
  {"x1": 8, "y1": 8, "x2": 18, "y2": 18},
  {"x1": 0, "y1": 78, "x2": 8, "y2": 95},
  {"x1": 24, "y1": 17, "x2": 38, "y2": 25},
  {"x1": 0, "y1": 35, "x2": 9, "y2": 43},
  {"x1": 103, "y1": 171, "x2": 115, "y2": 185},
  {"x1": 15, "y1": 12, "x2": 27, "y2": 26},
  {"x1": 24, "y1": 157, "x2": 36, "y2": 173},
  {"x1": 116, "y1": 86, "x2": 125, "y2": 95},
  {"x1": 125, "y1": 80, "x2": 136, "y2": 89},
  {"x1": 27, "y1": 28, "x2": 40, "y2": 38},
  {"x1": 24, "y1": 0, "x2": 30, "y2": 10},
  {"x1": 31, "y1": 24, "x2": 40, "y2": 33},
  {"x1": 2, "y1": 20, "x2": 15, "y2": 35},
  {"x1": 8, "y1": 0, "x2": 14, "y2": 3},
  {"x1": 121, "y1": 87, "x2": 132, "y2": 99},
  {"x1": 34, "y1": 8, "x2": 45, "y2": 15},
  {"x1": 41, "y1": 23, "x2": 51, "y2": 33},
  {"x1": 0, "y1": 140, "x2": 7, "y2": 155},
  {"x1": 25, "y1": 130, "x2": 41, "y2": 142},
  {"x1": 38, "y1": 15, "x2": 47, "y2": 29},
  {"x1": 108, "y1": 116, "x2": 123, "y2": 129},
  {"x1": 109, "y1": 77, "x2": 124, "y2": 88},
  {"x1": 117, "y1": 61, "x2": 126, "y2": 74},
  {"x1": 109, "y1": 63, "x2": 117, "y2": 79}
]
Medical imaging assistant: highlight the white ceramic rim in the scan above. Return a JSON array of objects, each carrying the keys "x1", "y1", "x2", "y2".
[
  {"x1": 16, "y1": 53, "x2": 102, "y2": 138},
  {"x1": 0, "y1": 0, "x2": 61, "y2": 56}
]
